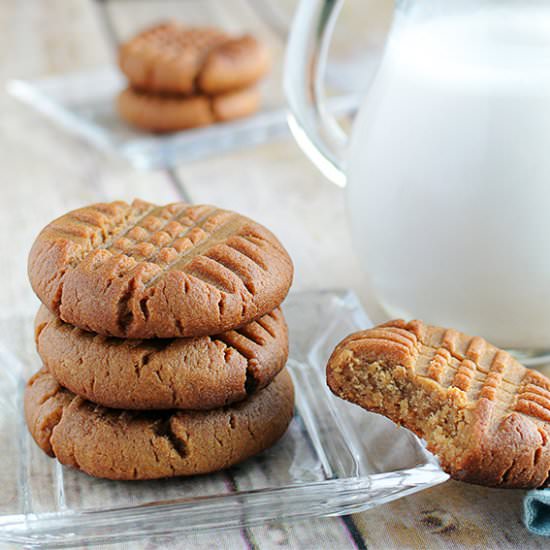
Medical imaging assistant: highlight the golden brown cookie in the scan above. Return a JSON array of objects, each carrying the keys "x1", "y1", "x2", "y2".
[
  {"x1": 119, "y1": 22, "x2": 270, "y2": 95},
  {"x1": 28, "y1": 200, "x2": 293, "y2": 338},
  {"x1": 35, "y1": 305, "x2": 288, "y2": 410},
  {"x1": 198, "y1": 35, "x2": 270, "y2": 95},
  {"x1": 211, "y1": 86, "x2": 261, "y2": 122},
  {"x1": 326, "y1": 320, "x2": 550, "y2": 489},
  {"x1": 116, "y1": 86, "x2": 260, "y2": 133},
  {"x1": 25, "y1": 368, "x2": 294, "y2": 480}
]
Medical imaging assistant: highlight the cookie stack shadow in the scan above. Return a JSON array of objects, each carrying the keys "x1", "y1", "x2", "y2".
[
  {"x1": 116, "y1": 22, "x2": 271, "y2": 133},
  {"x1": 25, "y1": 200, "x2": 295, "y2": 480}
]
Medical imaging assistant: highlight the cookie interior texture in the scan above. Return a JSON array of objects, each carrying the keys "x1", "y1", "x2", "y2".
[
  {"x1": 25, "y1": 368, "x2": 294, "y2": 480},
  {"x1": 28, "y1": 200, "x2": 293, "y2": 339},
  {"x1": 326, "y1": 320, "x2": 550, "y2": 488},
  {"x1": 35, "y1": 305, "x2": 288, "y2": 410}
]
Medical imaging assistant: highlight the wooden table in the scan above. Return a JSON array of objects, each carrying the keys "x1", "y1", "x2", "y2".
[{"x1": 0, "y1": 1, "x2": 545, "y2": 548}]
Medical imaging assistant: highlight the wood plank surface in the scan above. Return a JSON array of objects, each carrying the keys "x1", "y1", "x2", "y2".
[{"x1": 0, "y1": 1, "x2": 546, "y2": 549}]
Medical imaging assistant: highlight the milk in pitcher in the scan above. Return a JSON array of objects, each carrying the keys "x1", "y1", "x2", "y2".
[{"x1": 347, "y1": 6, "x2": 550, "y2": 348}]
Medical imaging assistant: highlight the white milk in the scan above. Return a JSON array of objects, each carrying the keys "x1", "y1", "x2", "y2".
[{"x1": 347, "y1": 7, "x2": 550, "y2": 348}]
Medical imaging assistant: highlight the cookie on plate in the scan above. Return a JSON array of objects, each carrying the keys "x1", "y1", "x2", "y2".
[
  {"x1": 35, "y1": 305, "x2": 288, "y2": 410},
  {"x1": 28, "y1": 200, "x2": 293, "y2": 338},
  {"x1": 326, "y1": 320, "x2": 550, "y2": 488},
  {"x1": 25, "y1": 368, "x2": 294, "y2": 480},
  {"x1": 117, "y1": 86, "x2": 260, "y2": 133},
  {"x1": 119, "y1": 22, "x2": 270, "y2": 95}
]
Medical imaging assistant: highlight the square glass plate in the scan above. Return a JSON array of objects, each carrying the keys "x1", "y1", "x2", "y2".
[
  {"x1": 7, "y1": 67, "x2": 358, "y2": 170},
  {"x1": 0, "y1": 290, "x2": 448, "y2": 547}
]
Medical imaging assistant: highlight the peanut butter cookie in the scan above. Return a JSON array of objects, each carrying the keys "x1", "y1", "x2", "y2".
[
  {"x1": 28, "y1": 200, "x2": 293, "y2": 338},
  {"x1": 327, "y1": 320, "x2": 550, "y2": 488},
  {"x1": 25, "y1": 368, "x2": 294, "y2": 480},
  {"x1": 117, "y1": 86, "x2": 260, "y2": 133},
  {"x1": 35, "y1": 305, "x2": 288, "y2": 410},
  {"x1": 119, "y1": 22, "x2": 270, "y2": 95}
]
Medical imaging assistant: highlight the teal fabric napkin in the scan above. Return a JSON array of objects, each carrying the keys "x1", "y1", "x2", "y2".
[{"x1": 524, "y1": 489, "x2": 550, "y2": 536}]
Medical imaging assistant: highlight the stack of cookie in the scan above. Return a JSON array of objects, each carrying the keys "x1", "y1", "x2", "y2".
[
  {"x1": 25, "y1": 200, "x2": 294, "y2": 480},
  {"x1": 116, "y1": 22, "x2": 271, "y2": 133}
]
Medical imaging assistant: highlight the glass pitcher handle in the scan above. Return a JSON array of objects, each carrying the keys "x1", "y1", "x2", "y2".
[{"x1": 285, "y1": 0, "x2": 352, "y2": 188}]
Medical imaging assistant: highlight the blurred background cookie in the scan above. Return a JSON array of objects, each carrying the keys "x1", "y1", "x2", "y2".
[
  {"x1": 117, "y1": 86, "x2": 260, "y2": 133},
  {"x1": 116, "y1": 21, "x2": 270, "y2": 134},
  {"x1": 119, "y1": 22, "x2": 270, "y2": 95}
]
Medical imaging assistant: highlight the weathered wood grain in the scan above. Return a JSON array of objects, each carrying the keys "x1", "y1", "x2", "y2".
[{"x1": 354, "y1": 480, "x2": 547, "y2": 550}]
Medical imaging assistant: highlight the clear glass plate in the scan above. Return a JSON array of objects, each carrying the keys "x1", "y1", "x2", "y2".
[
  {"x1": 6, "y1": 67, "x2": 358, "y2": 170},
  {"x1": 0, "y1": 290, "x2": 448, "y2": 547}
]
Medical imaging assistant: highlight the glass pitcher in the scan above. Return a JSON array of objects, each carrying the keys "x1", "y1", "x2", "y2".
[{"x1": 285, "y1": 0, "x2": 550, "y2": 360}]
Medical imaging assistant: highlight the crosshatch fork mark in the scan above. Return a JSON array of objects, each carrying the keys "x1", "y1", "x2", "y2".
[{"x1": 143, "y1": 213, "x2": 242, "y2": 289}]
